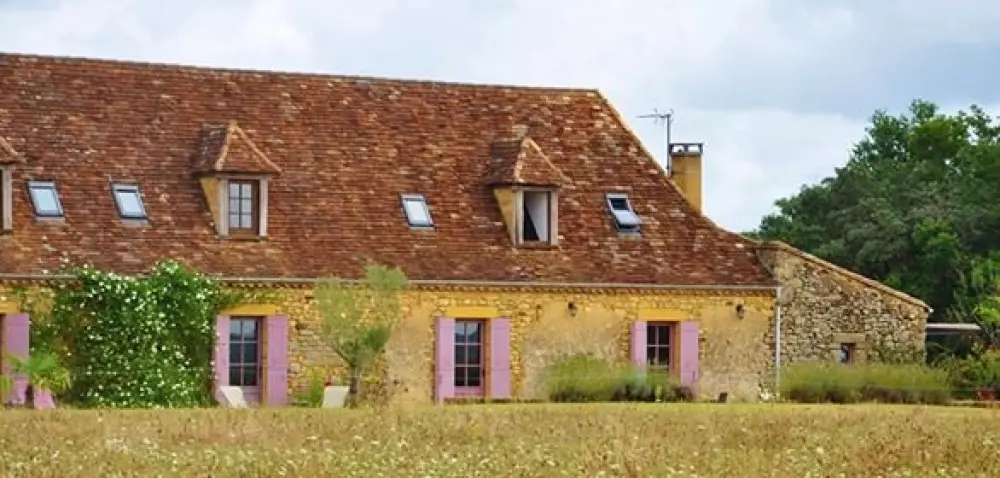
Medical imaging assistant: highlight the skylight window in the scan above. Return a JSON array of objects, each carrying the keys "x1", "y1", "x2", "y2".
[
  {"x1": 606, "y1": 193, "x2": 641, "y2": 232},
  {"x1": 27, "y1": 180, "x2": 64, "y2": 218},
  {"x1": 112, "y1": 183, "x2": 148, "y2": 219},
  {"x1": 401, "y1": 193, "x2": 433, "y2": 228}
]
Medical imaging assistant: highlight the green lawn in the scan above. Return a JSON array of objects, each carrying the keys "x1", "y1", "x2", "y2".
[{"x1": 1, "y1": 404, "x2": 997, "y2": 477}]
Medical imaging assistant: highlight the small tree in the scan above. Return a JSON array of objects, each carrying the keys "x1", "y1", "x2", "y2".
[
  {"x1": 6, "y1": 351, "x2": 71, "y2": 408},
  {"x1": 316, "y1": 262, "x2": 408, "y2": 407}
]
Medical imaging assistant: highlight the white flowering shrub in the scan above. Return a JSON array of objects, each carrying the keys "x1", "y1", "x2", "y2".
[{"x1": 44, "y1": 261, "x2": 249, "y2": 408}]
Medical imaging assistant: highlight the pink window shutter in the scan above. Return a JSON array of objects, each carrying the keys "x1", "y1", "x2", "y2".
[
  {"x1": 2, "y1": 313, "x2": 30, "y2": 405},
  {"x1": 265, "y1": 314, "x2": 289, "y2": 406},
  {"x1": 213, "y1": 315, "x2": 230, "y2": 400},
  {"x1": 435, "y1": 317, "x2": 455, "y2": 404},
  {"x1": 489, "y1": 318, "x2": 512, "y2": 399},
  {"x1": 630, "y1": 320, "x2": 647, "y2": 370},
  {"x1": 679, "y1": 320, "x2": 701, "y2": 389}
]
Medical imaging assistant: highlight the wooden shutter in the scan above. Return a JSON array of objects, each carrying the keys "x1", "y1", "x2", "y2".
[
  {"x1": 265, "y1": 314, "x2": 289, "y2": 406},
  {"x1": 435, "y1": 317, "x2": 456, "y2": 404},
  {"x1": 489, "y1": 318, "x2": 512, "y2": 399}
]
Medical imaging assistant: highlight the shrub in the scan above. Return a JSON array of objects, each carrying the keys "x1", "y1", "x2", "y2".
[
  {"x1": 542, "y1": 354, "x2": 694, "y2": 403},
  {"x1": 34, "y1": 261, "x2": 257, "y2": 408},
  {"x1": 292, "y1": 370, "x2": 328, "y2": 407},
  {"x1": 780, "y1": 362, "x2": 951, "y2": 405},
  {"x1": 941, "y1": 349, "x2": 1000, "y2": 400}
]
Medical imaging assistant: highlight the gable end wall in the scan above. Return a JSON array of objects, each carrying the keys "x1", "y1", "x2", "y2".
[{"x1": 757, "y1": 243, "x2": 929, "y2": 367}]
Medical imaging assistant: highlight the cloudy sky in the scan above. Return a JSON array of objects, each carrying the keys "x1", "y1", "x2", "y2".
[{"x1": 2, "y1": 0, "x2": 998, "y2": 232}]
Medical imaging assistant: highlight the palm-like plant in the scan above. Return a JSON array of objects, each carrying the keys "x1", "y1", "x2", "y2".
[
  {"x1": 0, "y1": 374, "x2": 11, "y2": 407},
  {"x1": 7, "y1": 351, "x2": 71, "y2": 408}
]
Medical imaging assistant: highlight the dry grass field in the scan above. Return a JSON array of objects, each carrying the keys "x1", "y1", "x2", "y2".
[{"x1": 0, "y1": 404, "x2": 997, "y2": 477}]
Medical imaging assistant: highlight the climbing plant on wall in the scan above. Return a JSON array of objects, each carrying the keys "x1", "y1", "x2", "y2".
[{"x1": 37, "y1": 260, "x2": 258, "y2": 408}]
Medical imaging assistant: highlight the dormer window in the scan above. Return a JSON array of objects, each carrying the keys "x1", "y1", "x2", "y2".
[
  {"x1": 606, "y1": 193, "x2": 641, "y2": 233},
  {"x1": 517, "y1": 189, "x2": 558, "y2": 245},
  {"x1": 225, "y1": 178, "x2": 262, "y2": 236},
  {"x1": 111, "y1": 183, "x2": 148, "y2": 220},
  {"x1": 401, "y1": 193, "x2": 433, "y2": 229},
  {"x1": 27, "y1": 180, "x2": 64, "y2": 218}
]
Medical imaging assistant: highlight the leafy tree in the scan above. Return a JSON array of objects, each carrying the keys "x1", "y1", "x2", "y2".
[
  {"x1": 316, "y1": 262, "x2": 408, "y2": 407},
  {"x1": 751, "y1": 99, "x2": 1000, "y2": 322}
]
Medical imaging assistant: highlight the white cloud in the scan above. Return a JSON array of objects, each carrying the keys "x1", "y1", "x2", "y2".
[{"x1": 1, "y1": 0, "x2": 999, "y2": 231}]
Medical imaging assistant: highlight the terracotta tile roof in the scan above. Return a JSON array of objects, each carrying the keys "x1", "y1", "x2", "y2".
[
  {"x1": 192, "y1": 121, "x2": 282, "y2": 175},
  {"x1": 0, "y1": 52, "x2": 775, "y2": 287},
  {"x1": 484, "y1": 135, "x2": 569, "y2": 187}
]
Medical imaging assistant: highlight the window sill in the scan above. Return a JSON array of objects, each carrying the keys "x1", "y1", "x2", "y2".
[
  {"x1": 222, "y1": 234, "x2": 267, "y2": 242},
  {"x1": 516, "y1": 241, "x2": 560, "y2": 250}
]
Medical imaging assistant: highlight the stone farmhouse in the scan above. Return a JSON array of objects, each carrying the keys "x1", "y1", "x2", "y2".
[{"x1": 0, "y1": 52, "x2": 929, "y2": 406}]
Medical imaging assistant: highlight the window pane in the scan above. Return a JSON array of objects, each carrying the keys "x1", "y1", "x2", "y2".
[
  {"x1": 609, "y1": 197, "x2": 629, "y2": 210},
  {"x1": 239, "y1": 213, "x2": 252, "y2": 229},
  {"x1": 114, "y1": 190, "x2": 145, "y2": 217},
  {"x1": 242, "y1": 366, "x2": 258, "y2": 387},
  {"x1": 228, "y1": 212, "x2": 241, "y2": 227},
  {"x1": 467, "y1": 345, "x2": 481, "y2": 365},
  {"x1": 229, "y1": 344, "x2": 241, "y2": 364},
  {"x1": 647, "y1": 346, "x2": 657, "y2": 364},
  {"x1": 229, "y1": 197, "x2": 241, "y2": 213},
  {"x1": 612, "y1": 209, "x2": 640, "y2": 227},
  {"x1": 467, "y1": 323, "x2": 481, "y2": 344},
  {"x1": 652, "y1": 326, "x2": 670, "y2": 346},
  {"x1": 30, "y1": 187, "x2": 60, "y2": 214},
  {"x1": 454, "y1": 323, "x2": 468, "y2": 343},
  {"x1": 243, "y1": 343, "x2": 258, "y2": 364},
  {"x1": 403, "y1": 198, "x2": 431, "y2": 225},
  {"x1": 241, "y1": 198, "x2": 252, "y2": 213},
  {"x1": 467, "y1": 367, "x2": 481, "y2": 387},
  {"x1": 229, "y1": 321, "x2": 241, "y2": 341},
  {"x1": 241, "y1": 320, "x2": 258, "y2": 341},
  {"x1": 455, "y1": 345, "x2": 467, "y2": 365},
  {"x1": 229, "y1": 183, "x2": 240, "y2": 196},
  {"x1": 453, "y1": 366, "x2": 465, "y2": 387},
  {"x1": 229, "y1": 366, "x2": 241, "y2": 386},
  {"x1": 241, "y1": 183, "x2": 252, "y2": 197}
]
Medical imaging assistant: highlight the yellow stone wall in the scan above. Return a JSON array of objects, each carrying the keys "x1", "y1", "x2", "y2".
[
  {"x1": 1, "y1": 284, "x2": 777, "y2": 403},
  {"x1": 274, "y1": 286, "x2": 776, "y2": 404}
]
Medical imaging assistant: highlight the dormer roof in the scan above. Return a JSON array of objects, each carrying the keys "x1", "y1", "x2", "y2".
[
  {"x1": 191, "y1": 121, "x2": 281, "y2": 176},
  {"x1": 0, "y1": 136, "x2": 24, "y2": 165},
  {"x1": 485, "y1": 134, "x2": 569, "y2": 187}
]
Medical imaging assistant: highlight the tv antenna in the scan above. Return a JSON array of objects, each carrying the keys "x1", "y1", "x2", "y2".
[{"x1": 638, "y1": 108, "x2": 674, "y2": 170}]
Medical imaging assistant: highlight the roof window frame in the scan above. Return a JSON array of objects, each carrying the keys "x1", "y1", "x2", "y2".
[
  {"x1": 26, "y1": 180, "x2": 65, "y2": 219},
  {"x1": 400, "y1": 193, "x2": 434, "y2": 229},
  {"x1": 110, "y1": 182, "x2": 149, "y2": 220},
  {"x1": 606, "y1": 192, "x2": 642, "y2": 233}
]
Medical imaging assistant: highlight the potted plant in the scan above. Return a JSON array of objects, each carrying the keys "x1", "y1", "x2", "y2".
[{"x1": 7, "y1": 351, "x2": 71, "y2": 409}]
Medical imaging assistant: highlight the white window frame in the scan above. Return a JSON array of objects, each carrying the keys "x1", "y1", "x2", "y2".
[
  {"x1": 26, "y1": 180, "x2": 64, "y2": 219},
  {"x1": 217, "y1": 176, "x2": 268, "y2": 238},
  {"x1": 515, "y1": 187, "x2": 559, "y2": 245},
  {"x1": 401, "y1": 193, "x2": 434, "y2": 229},
  {"x1": 606, "y1": 192, "x2": 641, "y2": 233},
  {"x1": 111, "y1": 183, "x2": 148, "y2": 220}
]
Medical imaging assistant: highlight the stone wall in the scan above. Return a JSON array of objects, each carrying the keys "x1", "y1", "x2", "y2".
[
  {"x1": 1, "y1": 283, "x2": 779, "y2": 404},
  {"x1": 756, "y1": 241, "x2": 929, "y2": 374},
  {"x1": 275, "y1": 286, "x2": 776, "y2": 404}
]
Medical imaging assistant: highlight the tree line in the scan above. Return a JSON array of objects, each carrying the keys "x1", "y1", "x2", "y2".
[{"x1": 745, "y1": 99, "x2": 1000, "y2": 348}]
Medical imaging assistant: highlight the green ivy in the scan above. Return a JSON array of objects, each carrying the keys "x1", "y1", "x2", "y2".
[{"x1": 41, "y1": 260, "x2": 260, "y2": 408}]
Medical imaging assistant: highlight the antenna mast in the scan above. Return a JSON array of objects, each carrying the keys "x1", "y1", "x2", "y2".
[{"x1": 638, "y1": 108, "x2": 675, "y2": 172}]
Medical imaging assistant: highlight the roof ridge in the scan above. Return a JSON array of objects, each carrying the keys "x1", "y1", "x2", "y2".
[{"x1": 0, "y1": 50, "x2": 602, "y2": 94}]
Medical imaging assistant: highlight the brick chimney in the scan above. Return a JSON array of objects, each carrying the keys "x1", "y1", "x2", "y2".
[{"x1": 669, "y1": 143, "x2": 703, "y2": 213}]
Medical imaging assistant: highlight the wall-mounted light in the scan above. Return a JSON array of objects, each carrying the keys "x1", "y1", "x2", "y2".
[
  {"x1": 567, "y1": 301, "x2": 578, "y2": 317},
  {"x1": 735, "y1": 303, "x2": 745, "y2": 320}
]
